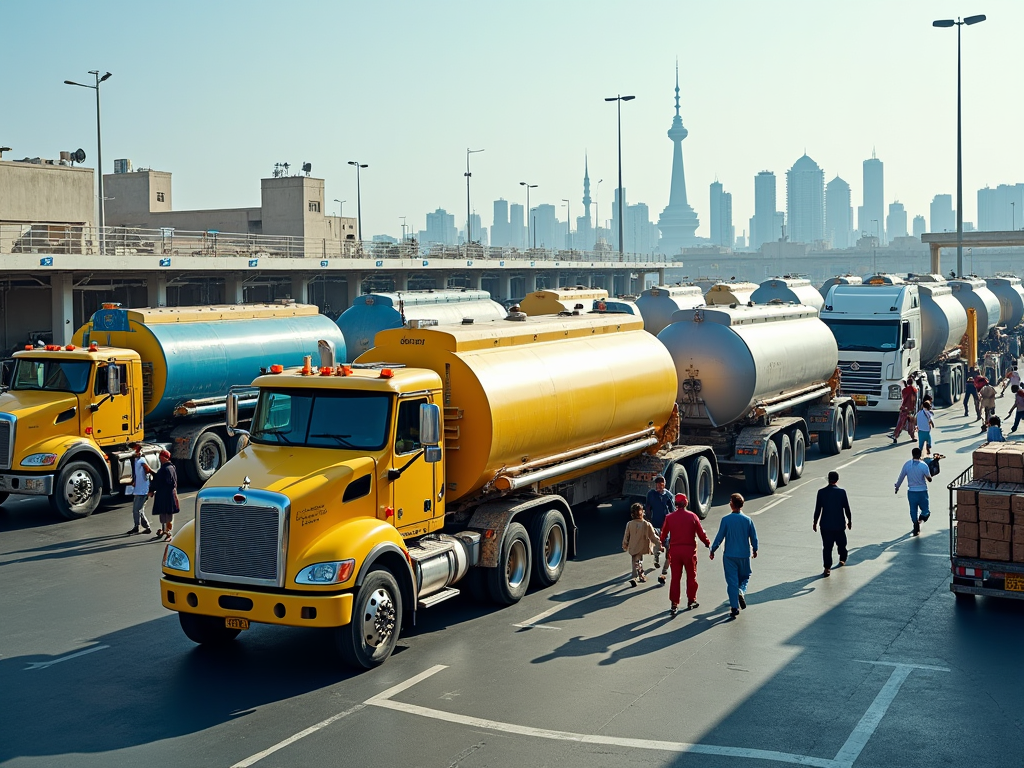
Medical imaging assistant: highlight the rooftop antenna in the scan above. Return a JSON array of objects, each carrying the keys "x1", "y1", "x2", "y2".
[{"x1": 0, "y1": 146, "x2": 10, "y2": 159}]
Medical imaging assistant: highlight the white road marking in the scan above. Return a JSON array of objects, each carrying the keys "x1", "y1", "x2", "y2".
[
  {"x1": 511, "y1": 583, "x2": 618, "y2": 630},
  {"x1": 750, "y1": 495, "x2": 790, "y2": 515},
  {"x1": 836, "y1": 454, "x2": 867, "y2": 470},
  {"x1": 24, "y1": 644, "x2": 109, "y2": 670}
]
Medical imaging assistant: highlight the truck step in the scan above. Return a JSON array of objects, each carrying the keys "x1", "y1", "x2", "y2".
[{"x1": 418, "y1": 587, "x2": 460, "y2": 609}]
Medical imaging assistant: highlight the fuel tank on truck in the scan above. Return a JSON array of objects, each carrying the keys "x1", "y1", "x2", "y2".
[
  {"x1": 337, "y1": 290, "x2": 507, "y2": 359},
  {"x1": 635, "y1": 285, "x2": 705, "y2": 335},
  {"x1": 947, "y1": 279, "x2": 1001, "y2": 334},
  {"x1": 657, "y1": 304, "x2": 838, "y2": 428},
  {"x1": 819, "y1": 275, "x2": 862, "y2": 299},
  {"x1": 751, "y1": 277, "x2": 824, "y2": 312},
  {"x1": 984, "y1": 277, "x2": 1024, "y2": 328},
  {"x1": 704, "y1": 282, "x2": 759, "y2": 306},
  {"x1": 74, "y1": 303, "x2": 346, "y2": 423},
  {"x1": 358, "y1": 314, "x2": 677, "y2": 503},
  {"x1": 590, "y1": 297, "x2": 640, "y2": 316},
  {"x1": 916, "y1": 284, "x2": 968, "y2": 365},
  {"x1": 519, "y1": 287, "x2": 610, "y2": 316}
]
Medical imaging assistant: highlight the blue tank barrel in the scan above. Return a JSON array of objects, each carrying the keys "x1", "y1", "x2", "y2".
[
  {"x1": 337, "y1": 290, "x2": 507, "y2": 359},
  {"x1": 78, "y1": 304, "x2": 345, "y2": 423}
]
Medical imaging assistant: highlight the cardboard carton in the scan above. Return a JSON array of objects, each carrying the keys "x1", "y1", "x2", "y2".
[
  {"x1": 979, "y1": 506, "x2": 1011, "y2": 525},
  {"x1": 956, "y1": 537, "x2": 979, "y2": 558},
  {"x1": 999, "y1": 467, "x2": 1024, "y2": 484},
  {"x1": 980, "y1": 538, "x2": 1010, "y2": 561},
  {"x1": 1012, "y1": 495, "x2": 1024, "y2": 515},
  {"x1": 957, "y1": 521, "x2": 980, "y2": 540},
  {"x1": 974, "y1": 445, "x2": 1002, "y2": 464},
  {"x1": 957, "y1": 488, "x2": 978, "y2": 507},
  {"x1": 980, "y1": 521, "x2": 1011, "y2": 541},
  {"x1": 979, "y1": 492, "x2": 1011, "y2": 511},
  {"x1": 1012, "y1": 524, "x2": 1024, "y2": 543},
  {"x1": 1012, "y1": 541, "x2": 1024, "y2": 563},
  {"x1": 957, "y1": 503, "x2": 978, "y2": 522},
  {"x1": 997, "y1": 445, "x2": 1024, "y2": 468}
]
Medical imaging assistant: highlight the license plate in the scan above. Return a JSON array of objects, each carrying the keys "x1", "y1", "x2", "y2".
[
  {"x1": 852, "y1": 394, "x2": 868, "y2": 405},
  {"x1": 225, "y1": 617, "x2": 250, "y2": 630},
  {"x1": 1006, "y1": 574, "x2": 1024, "y2": 592}
]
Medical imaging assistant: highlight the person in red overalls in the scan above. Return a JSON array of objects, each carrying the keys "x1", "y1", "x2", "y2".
[
  {"x1": 659, "y1": 493, "x2": 711, "y2": 615},
  {"x1": 891, "y1": 378, "x2": 918, "y2": 444}
]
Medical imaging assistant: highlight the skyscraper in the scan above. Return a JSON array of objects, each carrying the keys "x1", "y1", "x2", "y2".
[
  {"x1": 860, "y1": 152, "x2": 885, "y2": 243},
  {"x1": 752, "y1": 170, "x2": 779, "y2": 249},
  {"x1": 930, "y1": 194, "x2": 955, "y2": 234},
  {"x1": 425, "y1": 208, "x2": 457, "y2": 245},
  {"x1": 786, "y1": 154, "x2": 824, "y2": 245},
  {"x1": 825, "y1": 176, "x2": 853, "y2": 249},
  {"x1": 657, "y1": 62, "x2": 699, "y2": 254},
  {"x1": 509, "y1": 203, "x2": 525, "y2": 248},
  {"x1": 912, "y1": 215, "x2": 926, "y2": 239},
  {"x1": 886, "y1": 201, "x2": 908, "y2": 240},
  {"x1": 709, "y1": 180, "x2": 733, "y2": 247},
  {"x1": 491, "y1": 199, "x2": 509, "y2": 247},
  {"x1": 977, "y1": 184, "x2": 1024, "y2": 231}
]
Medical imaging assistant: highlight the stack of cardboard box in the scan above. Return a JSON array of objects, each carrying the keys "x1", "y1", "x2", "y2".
[{"x1": 957, "y1": 443, "x2": 1024, "y2": 562}]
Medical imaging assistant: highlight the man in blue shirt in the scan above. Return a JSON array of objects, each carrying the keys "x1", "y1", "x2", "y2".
[
  {"x1": 894, "y1": 447, "x2": 932, "y2": 536},
  {"x1": 646, "y1": 474, "x2": 675, "y2": 578},
  {"x1": 710, "y1": 493, "x2": 759, "y2": 617}
]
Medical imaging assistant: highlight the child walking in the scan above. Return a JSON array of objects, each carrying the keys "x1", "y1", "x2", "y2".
[{"x1": 622, "y1": 503, "x2": 660, "y2": 587}]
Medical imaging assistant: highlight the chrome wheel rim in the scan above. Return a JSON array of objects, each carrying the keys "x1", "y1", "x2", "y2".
[
  {"x1": 543, "y1": 524, "x2": 564, "y2": 570},
  {"x1": 361, "y1": 587, "x2": 396, "y2": 649},
  {"x1": 198, "y1": 443, "x2": 221, "y2": 474},
  {"x1": 507, "y1": 539, "x2": 528, "y2": 590},
  {"x1": 64, "y1": 469, "x2": 95, "y2": 508}
]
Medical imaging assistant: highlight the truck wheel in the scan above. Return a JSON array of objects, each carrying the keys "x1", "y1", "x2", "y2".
[
  {"x1": 666, "y1": 462, "x2": 690, "y2": 506},
  {"x1": 530, "y1": 510, "x2": 567, "y2": 587},
  {"x1": 186, "y1": 432, "x2": 226, "y2": 485},
  {"x1": 337, "y1": 567, "x2": 403, "y2": 669},
  {"x1": 842, "y1": 406, "x2": 856, "y2": 449},
  {"x1": 686, "y1": 456, "x2": 714, "y2": 519},
  {"x1": 486, "y1": 522, "x2": 532, "y2": 605},
  {"x1": 51, "y1": 460, "x2": 103, "y2": 519},
  {"x1": 178, "y1": 613, "x2": 240, "y2": 645},
  {"x1": 754, "y1": 440, "x2": 780, "y2": 495},
  {"x1": 775, "y1": 433, "x2": 792, "y2": 487},
  {"x1": 819, "y1": 411, "x2": 845, "y2": 456},
  {"x1": 789, "y1": 430, "x2": 806, "y2": 479}
]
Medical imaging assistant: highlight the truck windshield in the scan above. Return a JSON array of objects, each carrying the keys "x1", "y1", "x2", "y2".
[
  {"x1": 822, "y1": 319, "x2": 900, "y2": 352},
  {"x1": 249, "y1": 389, "x2": 391, "y2": 450},
  {"x1": 11, "y1": 359, "x2": 91, "y2": 394}
]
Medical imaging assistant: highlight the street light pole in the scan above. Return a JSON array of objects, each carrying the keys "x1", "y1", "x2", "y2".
[
  {"x1": 334, "y1": 199, "x2": 346, "y2": 219},
  {"x1": 604, "y1": 94, "x2": 635, "y2": 257},
  {"x1": 1012, "y1": 201, "x2": 1016, "y2": 231},
  {"x1": 400, "y1": 216, "x2": 407, "y2": 242},
  {"x1": 465, "y1": 148, "x2": 484, "y2": 245},
  {"x1": 347, "y1": 161, "x2": 368, "y2": 243},
  {"x1": 520, "y1": 181, "x2": 537, "y2": 250},
  {"x1": 596, "y1": 179, "x2": 603, "y2": 237},
  {"x1": 64, "y1": 70, "x2": 112, "y2": 253},
  {"x1": 562, "y1": 198, "x2": 571, "y2": 250},
  {"x1": 933, "y1": 14, "x2": 986, "y2": 278}
]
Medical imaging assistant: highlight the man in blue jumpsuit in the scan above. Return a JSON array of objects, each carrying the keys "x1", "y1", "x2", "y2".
[{"x1": 710, "y1": 493, "x2": 759, "y2": 618}]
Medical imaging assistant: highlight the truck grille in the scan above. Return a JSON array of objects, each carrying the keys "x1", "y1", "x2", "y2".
[
  {"x1": 196, "y1": 501, "x2": 284, "y2": 587},
  {"x1": 838, "y1": 361, "x2": 882, "y2": 396},
  {"x1": 0, "y1": 418, "x2": 12, "y2": 471}
]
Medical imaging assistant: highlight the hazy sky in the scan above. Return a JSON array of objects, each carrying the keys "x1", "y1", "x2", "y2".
[{"x1": 3, "y1": 1, "x2": 1022, "y2": 241}]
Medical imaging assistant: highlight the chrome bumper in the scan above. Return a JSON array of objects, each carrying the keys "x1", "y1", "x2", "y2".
[{"x1": 0, "y1": 473, "x2": 54, "y2": 495}]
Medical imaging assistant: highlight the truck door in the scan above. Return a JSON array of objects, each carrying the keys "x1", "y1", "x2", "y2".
[
  {"x1": 89, "y1": 361, "x2": 132, "y2": 446},
  {"x1": 391, "y1": 396, "x2": 441, "y2": 536}
]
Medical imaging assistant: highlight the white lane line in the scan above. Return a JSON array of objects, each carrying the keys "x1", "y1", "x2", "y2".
[
  {"x1": 836, "y1": 454, "x2": 867, "y2": 470},
  {"x1": 750, "y1": 495, "x2": 790, "y2": 516},
  {"x1": 511, "y1": 583, "x2": 618, "y2": 630},
  {"x1": 24, "y1": 644, "x2": 109, "y2": 670},
  {"x1": 832, "y1": 661, "x2": 950, "y2": 768},
  {"x1": 232, "y1": 665, "x2": 448, "y2": 767}
]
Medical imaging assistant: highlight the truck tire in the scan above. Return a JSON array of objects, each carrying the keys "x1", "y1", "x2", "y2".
[
  {"x1": 186, "y1": 432, "x2": 226, "y2": 486},
  {"x1": 530, "y1": 509, "x2": 567, "y2": 588},
  {"x1": 789, "y1": 429, "x2": 806, "y2": 479},
  {"x1": 754, "y1": 440, "x2": 780, "y2": 495},
  {"x1": 775, "y1": 433, "x2": 792, "y2": 487},
  {"x1": 51, "y1": 460, "x2": 103, "y2": 519},
  {"x1": 178, "y1": 613, "x2": 240, "y2": 646},
  {"x1": 686, "y1": 456, "x2": 714, "y2": 519},
  {"x1": 819, "y1": 411, "x2": 845, "y2": 456},
  {"x1": 842, "y1": 406, "x2": 856, "y2": 450},
  {"x1": 666, "y1": 462, "x2": 690, "y2": 506},
  {"x1": 486, "y1": 522, "x2": 532, "y2": 605},
  {"x1": 336, "y1": 567, "x2": 403, "y2": 669}
]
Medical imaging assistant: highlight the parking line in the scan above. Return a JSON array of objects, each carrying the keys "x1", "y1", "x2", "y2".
[
  {"x1": 511, "y1": 583, "x2": 618, "y2": 630},
  {"x1": 836, "y1": 454, "x2": 866, "y2": 470},
  {"x1": 24, "y1": 644, "x2": 109, "y2": 671}
]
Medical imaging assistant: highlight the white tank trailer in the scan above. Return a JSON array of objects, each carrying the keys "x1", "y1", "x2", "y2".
[
  {"x1": 977, "y1": 276, "x2": 1024, "y2": 375},
  {"x1": 947, "y1": 279, "x2": 1001, "y2": 335},
  {"x1": 819, "y1": 275, "x2": 862, "y2": 299},
  {"x1": 635, "y1": 285, "x2": 705, "y2": 335},
  {"x1": 704, "y1": 282, "x2": 759, "y2": 306},
  {"x1": 654, "y1": 304, "x2": 856, "y2": 495},
  {"x1": 751, "y1": 277, "x2": 825, "y2": 312}
]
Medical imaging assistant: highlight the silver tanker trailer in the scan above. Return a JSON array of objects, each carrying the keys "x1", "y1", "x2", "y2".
[
  {"x1": 751, "y1": 277, "x2": 824, "y2": 312},
  {"x1": 635, "y1": 285, "x2": 705, "y2": 335}
]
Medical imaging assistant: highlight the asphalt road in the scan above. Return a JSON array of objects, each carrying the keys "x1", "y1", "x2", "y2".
[{"x1": 1, "y1": 405, "x2": 1022, "y2": 768}]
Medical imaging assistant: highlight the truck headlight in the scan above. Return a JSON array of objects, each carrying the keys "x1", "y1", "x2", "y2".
[
  {"x1": 21, "y1": 453, "x2": 58, "y2": 466},
  {"x1": 163, "y1": 545, "x2": 190, "y2": 572},
  {"x1": 888, "y1": 385, "x2": 901, "y2": 400},
  {"x1": 296, "y1": 559, "x2": 355, "y2": 585}
]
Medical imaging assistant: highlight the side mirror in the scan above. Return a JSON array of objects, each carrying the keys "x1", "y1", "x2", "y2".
[
  {"x1": 106, "y1": 364, "x2": 121, "y2": 395},
  {"x1": 226, "y1": 391, "x2": 240, "y2": 436},
  {"x1": 903, "y1": 338, "x2": 917, "y2": 350},
  {"x1": 419, "y1": 402, "x2": 441, "y2": 446},
  {"x1": 424, "y1": 446, "x2": 442, "y2": 463}
]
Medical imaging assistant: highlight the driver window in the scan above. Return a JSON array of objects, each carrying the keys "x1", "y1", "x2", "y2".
[
  {"x1": 94, "y1": 363, "x2": 127, "y2": 396},
  {"x1": 395, "y1": 398, "x2": 425, "y2": 455},
  {"x1": 901, "y1": 321, "x2": 910, "y2": 345}
]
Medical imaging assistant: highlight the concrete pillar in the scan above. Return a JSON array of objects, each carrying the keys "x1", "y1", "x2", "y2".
[
  {"x1": 290, "y1": 274, "x2": 309, "y2": 304},
  {"x1": 50, "y1": 273, "x2": 74, "y2": 345},
  {"x1": 657, "y1": 267, "x2": 666, "y2": 285},
  {"x1": 502, "y1": 274, "x2": 513, "y2": 302},
  {"x1": 345, "y1": 272, "x2": 363, "y2": 310},
  {"x1": 527, "y1": 271, "x2": 539, "y2": 293},
  {"x1": 393, "y1": 271, "x2": 409, "y2": 291},
  {"x1": 224, "y1": 274, "x2": 245, "y2": 305},
  {"x1": 469, "y1": 272, "x2": 483, "y2": 290},
  {"x1": 930, "y1": 244, "x2": 941, "y2": 275},
  {"x1": 147, "y1": 275, "x2": 167, "y2": 307}
]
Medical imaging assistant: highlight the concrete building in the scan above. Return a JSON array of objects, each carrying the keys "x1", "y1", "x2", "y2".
[
  {"x1": 786, "y1": 154, "x2": 825, "y2": 245},
  {"x1": 709, "y1": 180, "x2": 733, "y2": 247},
  {"x1": 509, "y1": 203, "x2": 525, "y2": 249},
  {"x1": 424, "y1": 208, "x2": 457, "y2": 246},
  {"x1": 532, "y1": 204, "x2": 558, "y2": 249},
  {"x1": 886, "y1": 201, "x2": 908, "y2": 240},
  {"x1": 860, "y1": 153, "x2": 885, "y2": 243},
  {"x1": 977, "y1": 183, "x2": 1024, "y2": 231},
  {"x1": 491, "y1": 198, "x2": 509, "y2": 247},
  {"x1": 752, "y1": 170, "x2": 781, "y2": 249},
  {"x1": 930, "y1": 194, "x2": 955, "y2": 234},
  {"x1": 657, "y1": 63, "x2": 700, "y2": 254},
  {"x1": 0, "y1": 156, "x2": 95, "y2": 228},
  {"x1": 825, "y1": 176, "x2": 853, "y2": 249},
  {"x1": 912, "y1": 215, "x2": 926, "y2": 239}
]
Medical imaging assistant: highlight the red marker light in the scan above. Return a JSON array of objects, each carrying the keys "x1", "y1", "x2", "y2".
[
  {"x1": 269, "y1": 364, "x2": 284, "y2": 374},
  {"x1": 319, "y1": 366, "x2": 333, "y2": 376},
  {"x1": 84, "y1": 427, "x2": 93, "y2": 435},
  {"x1": 65, "y1": 344, "x2": 75, "y2": 351},
  {"x1": 88, "y1": 342, "x2": 98, "y2": 352},
  {"x1": 24, "y1": 345, "x2": 31, "y2": 350},
  {"x1": 379, "y1": 368, "x2": 394, "y2": 379},
  {"x1": 384, "y1": 506, "x2": 395, "y2": 519}
]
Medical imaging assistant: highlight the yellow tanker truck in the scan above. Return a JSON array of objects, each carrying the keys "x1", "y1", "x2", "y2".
[{"x1": 159, "y1": 313, "x2": 719, "y2": 668}]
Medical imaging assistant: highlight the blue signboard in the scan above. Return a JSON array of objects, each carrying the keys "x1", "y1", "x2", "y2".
[
  {"x1": 422, "y1": 260, "x2": 429, "y2": 267},
  {"x1": 248, "y1": 258, "x2": 259, "y2": 268},
  {"x1": 375, "y1": 260, "x2": 383, "y2": 268},
  {"x1": 530, "y1": 261, "x2": 535, "y2": 267},
  {"x1": 320, "y1": 260, "x2": 329, "y2": 268},
  {"x1": 39, "y1": 257, "x2": 53, "y2": 267},
  {"x1": 499, "y1": 260, "x2": 505, "y2": 267},
  {"x1": 159, "y1": 257, "x2": 172, "y2": 267},
  {"x1": 467, "y1": 260, "x2": 473, "y2": 266}
]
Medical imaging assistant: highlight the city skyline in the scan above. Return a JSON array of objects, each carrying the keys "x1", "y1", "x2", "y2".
[{"x1": 3, "y1": 1, "x2": 1023, "y2": 243}]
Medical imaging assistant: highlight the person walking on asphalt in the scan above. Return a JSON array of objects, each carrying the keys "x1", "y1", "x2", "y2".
[
  {"x1": 645, "y1": 474, "x2": 674, "y2": 578},
  {"x1": 891, "y1": 378, "x2": 918, "y2": 444},
  {"x1": 895, "y1": 447, "x2": 932, "y2": 536},
  {"x1": 659, "y1": 492, "x2": 711, "y2": 615},
  {"x1": 150, "y1": 450, "x2": 180, "y2": 542},
  {"x1": 709, "y1": 493, "x2": 759, "y2": 618},
  {"x1": 979, "y1": 381, "x2": 998, "y2": 432},
  {"x1": 916, "y1": 396, "x2": 935, "y2": 454},
  {"x1": 1006, "y1": 384, "x2": 1024, "y2": 433},
  {"x1": 813, "y1": 471, "x2": 852, "y2": 577},
  {"x1": 964, "y1": 366, "x2": 980, "y2": 418},
  {"x1": 125, "y1": 442, "x2": 154, "y2": 536},
  {"x1": 622, "y1": 503, "x2": 660, "y2": 587},
  {"x1": 1000, "y1": 365, "x2": 1021, "y2": 397}
]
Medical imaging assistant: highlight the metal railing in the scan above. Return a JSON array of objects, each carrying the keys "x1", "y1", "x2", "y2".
[{"x1": 0, "y1": 223, "x2": 673, "y2": 265}]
